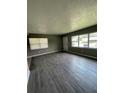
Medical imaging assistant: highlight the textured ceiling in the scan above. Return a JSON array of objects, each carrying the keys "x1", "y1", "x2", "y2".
[{"x1": 27, "y1": 0, "x2": 97, "y2": 35}]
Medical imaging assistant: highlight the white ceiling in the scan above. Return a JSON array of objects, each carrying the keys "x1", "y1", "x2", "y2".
[{"x1": 27, "y1": 0, "x2": 97, "y2": 35}]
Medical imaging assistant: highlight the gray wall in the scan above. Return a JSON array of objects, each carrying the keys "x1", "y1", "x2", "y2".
[
  {"x1": 63, "y1": 25, "x2": 97, "y2": 58},
  {"x1": 27, "y1": 34, "x2": 62, "y2": 57}
]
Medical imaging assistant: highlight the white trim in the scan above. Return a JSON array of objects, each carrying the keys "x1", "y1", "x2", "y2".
[
  {"x1": 27, "y1": 50, "x2": 61, "y2": 58},
  {"x1": 68, "y1": 51, "x2": 97, "y2": 59}
]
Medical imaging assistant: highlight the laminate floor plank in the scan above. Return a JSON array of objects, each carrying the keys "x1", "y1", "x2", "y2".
[{"x1": 28, "y1": 52, "x2": 97, "y2": 93}]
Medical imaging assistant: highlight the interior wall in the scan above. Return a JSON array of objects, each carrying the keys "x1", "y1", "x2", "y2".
[
  {"x1": 63, "y1": 36, "x2": 68, "y2": 51},
  {"x1": 63, "y1": 25, "x2": 97, "y2": 58},
  {"x1": 27, "y1": 34, "x2": 63, "y2": 57}
]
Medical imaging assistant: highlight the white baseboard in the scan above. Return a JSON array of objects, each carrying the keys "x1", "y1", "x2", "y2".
[
  {"x1": 68, "y1": 51, "x2": 97, "y2": 59},
  {"x1": 27, "y1": 50, "x2": 61, "y2": 58}
]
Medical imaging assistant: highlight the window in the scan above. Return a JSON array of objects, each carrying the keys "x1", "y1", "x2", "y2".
[
  {"x1": 79, "y1": 34, "x2": 88, "y2": 47},
  {"x1": 89, "y1": 32, "x2": 97, "y2": 48},
  {"x1": 71, "y1": 36, "x2": 78, "y2": 47},
  {"x1": 71, "y1": 32, "x2": 97, "y2": 48},
  {"x1": 29, "y1": 38, "x2": 48, "y2": 50}
]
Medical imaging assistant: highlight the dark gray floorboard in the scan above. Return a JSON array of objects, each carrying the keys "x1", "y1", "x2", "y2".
[{"x1": 28, "y1": 52, "x2": 97, "y2": 93}]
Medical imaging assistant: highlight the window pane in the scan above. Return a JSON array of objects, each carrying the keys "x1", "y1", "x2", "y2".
[
  {"x1": 89, "y1": 36, "x2": 97, "y2": 40},
  {"x1": 72, "y1": 36, "x2": 78, "y2": 41},
  {"x1": 79, "y1": 34, "x2": 88, "y2": 47},
  {"x1": 79, "y1": 42, "x2": 88, "y2": 47},
  {"x1": 89, "y1": 32, "x2": 97, "y2": 37},
  {"x1": 29, "y1": 38, "x2": 40, "y2": 44},
  {"x1": 89, "y1": 42, "x2": 97, "y2": 48},
  {"x1": 30, "y1": 44, "x2": 41, "y2": 50},
  {"x1": 72, "y1": 42, "x2": 78, "y2": 47},
  {"x1": 40, "y1": 38, "x2": 48, "y2": 43},
  {"x1": 79, "y1": 37, "x2": 88, "y2": 42},
  {"x1": 79, "y1": 34, "x2": 88, "y2": 38},
  {"x1": 89, "y1": 32, "x2": 97, "y2": 48}
]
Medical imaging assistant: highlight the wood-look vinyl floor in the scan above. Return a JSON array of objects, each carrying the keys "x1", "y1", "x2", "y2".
[{"x1": 28, "y1": 52, "x2": 97, "y2": 93}]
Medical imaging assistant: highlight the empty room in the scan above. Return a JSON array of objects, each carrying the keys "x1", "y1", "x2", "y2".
[{"x1": 27, "y1": 0, "x2": 97, "y2": 93}]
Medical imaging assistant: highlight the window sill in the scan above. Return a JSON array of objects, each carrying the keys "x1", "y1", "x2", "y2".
[{"x1": 71, "y1": 47, "x2": 97, "y2": 50}]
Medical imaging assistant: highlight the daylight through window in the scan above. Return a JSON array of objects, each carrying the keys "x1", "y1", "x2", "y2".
[
  {"x1": 71, "y1": 32, "x2": 97, "y2": 48},
  {"x1": 29, "y1": 38, "x2": 48, "y2": 50}
]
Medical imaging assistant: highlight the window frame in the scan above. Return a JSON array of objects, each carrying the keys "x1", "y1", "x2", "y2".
[
  {"x1": 79, "y1": 34, "x2": 89, "y2": 48},
  {"x1": 71, "y1": 35, "x2": 79, "y2": 47},
  {"x1": 71, "y1": 32, "x2": 97, "y2": 49},
  {"x1": 89, "y1": 32, "x2": 97, "y2": 48},
  {"x1": 29, "y1": 38, "x2": 48, "y2": 50}
]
